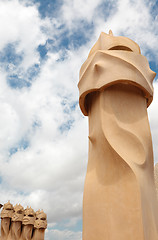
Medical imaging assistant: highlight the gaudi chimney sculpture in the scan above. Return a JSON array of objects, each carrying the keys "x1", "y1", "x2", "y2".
[
  {"x1": 1, "y1": 201, "x2": 14, "y2": 240},
  {"x1": 0, "y1": 201, "x2": 47, "y2": 240},
  {"x1": 78, "y1": 30, "x2": 158, "y2": 240}
]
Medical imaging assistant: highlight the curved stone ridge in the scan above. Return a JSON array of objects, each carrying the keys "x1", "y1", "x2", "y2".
[
  {"x1": 0, "y1": 201, "x2": 47, "y2": 240},
  {"x1": 78, "y1": 31, "x2": 156, "y2": 116},
  {"x1": 88, "y1": 30, "x2": 141, "y2": 57}
]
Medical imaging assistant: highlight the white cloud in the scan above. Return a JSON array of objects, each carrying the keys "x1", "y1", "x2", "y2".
[
  {"x1": 0, "y1": 0, "x2": 47, "y2": 69},
  {"x1": 61, "y1": 0, "x2": 103, "y2": 28},
  {"x1": 45, "y1": 229, "x2": 82, "y2": 240},
  {"x1": 0, "y1": 47, "x2": 88, "y2": 224},
  {"x1": 101, "y1": 0, "x2": 158, "y2": 55}
]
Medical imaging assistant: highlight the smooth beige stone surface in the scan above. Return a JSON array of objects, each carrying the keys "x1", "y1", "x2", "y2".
[
  {"x1": 0, "y1": 202, "x2": 47, "y2": 240},
  {"x1": 8, "y1": 222, "x2": 22, "y2": 240},
  {"x1": 20, "y1": 224, "x2": 34, "y2": 240},
  {"x1": 32, "y1": 229, "x2": 45, "y2": 240},
  {"x1": 1, "y1": 218, "x2": 11, "y2": 240},
  {"x1": 154, "y1": 163, "x2": 158, "y2": 198},
  {"x1": 78, "y1": 31, "x2": 158, "y2": 240}
]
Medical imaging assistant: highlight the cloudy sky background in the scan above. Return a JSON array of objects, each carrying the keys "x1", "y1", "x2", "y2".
[{"x1": 0, "y1": 0, "x2": 157, "y2": 239}]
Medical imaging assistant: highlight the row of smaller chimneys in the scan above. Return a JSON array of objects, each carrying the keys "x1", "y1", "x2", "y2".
[{"x1": 0, "y1": 200, "x2": 47, "y2": 229}]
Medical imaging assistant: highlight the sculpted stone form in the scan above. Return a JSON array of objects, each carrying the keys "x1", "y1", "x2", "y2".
[
  {"x1": 78, "y1": 31, "x2": 158, "y2": 240},
  {"x1": 22, "y1": 207, "x2": 36, "y2": 226},
  {"x1": 33, "y1": 210, "x2": 47, "y2": 240},
  {"x1": 34, "y1": 210, "x2": 47, "y2": 229},
  {"x1": 1, "y1": 201, "x2": 14, "y2": 219},
  {"x1": 7, "y1": 204, "x2": 24, "y2": 240},
  {"x1": 20, "y1": 207, "x2": 36, "y2": 240},
  {"x1": 12, "y1": 204, "x2": 24, "y2": 222},
  {"x1": 1, "y1": 201, "x2": 14, "y2": 240},
  {"x1": 0, "y1": 202, "x2": 47, "y2": 240},
  {"x1": 154, "y1": 163, "x2": 158, "y2": 198}
]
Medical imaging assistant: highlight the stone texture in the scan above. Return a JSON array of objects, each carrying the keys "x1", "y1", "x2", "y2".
[
  {"x1": 154, "y1": 163, "x2": 158, "y2": 198},
  {"x1": 78, "y1": 30, "x2": 158, "y2": 240},
  {"x1": 0, "y1": 201, "x2": 47, "y2": 240}
]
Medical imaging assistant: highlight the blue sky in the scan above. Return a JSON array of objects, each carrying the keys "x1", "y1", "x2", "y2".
[{"x1": 0, "y1": 0, "x2": 157, "y2": 239}]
